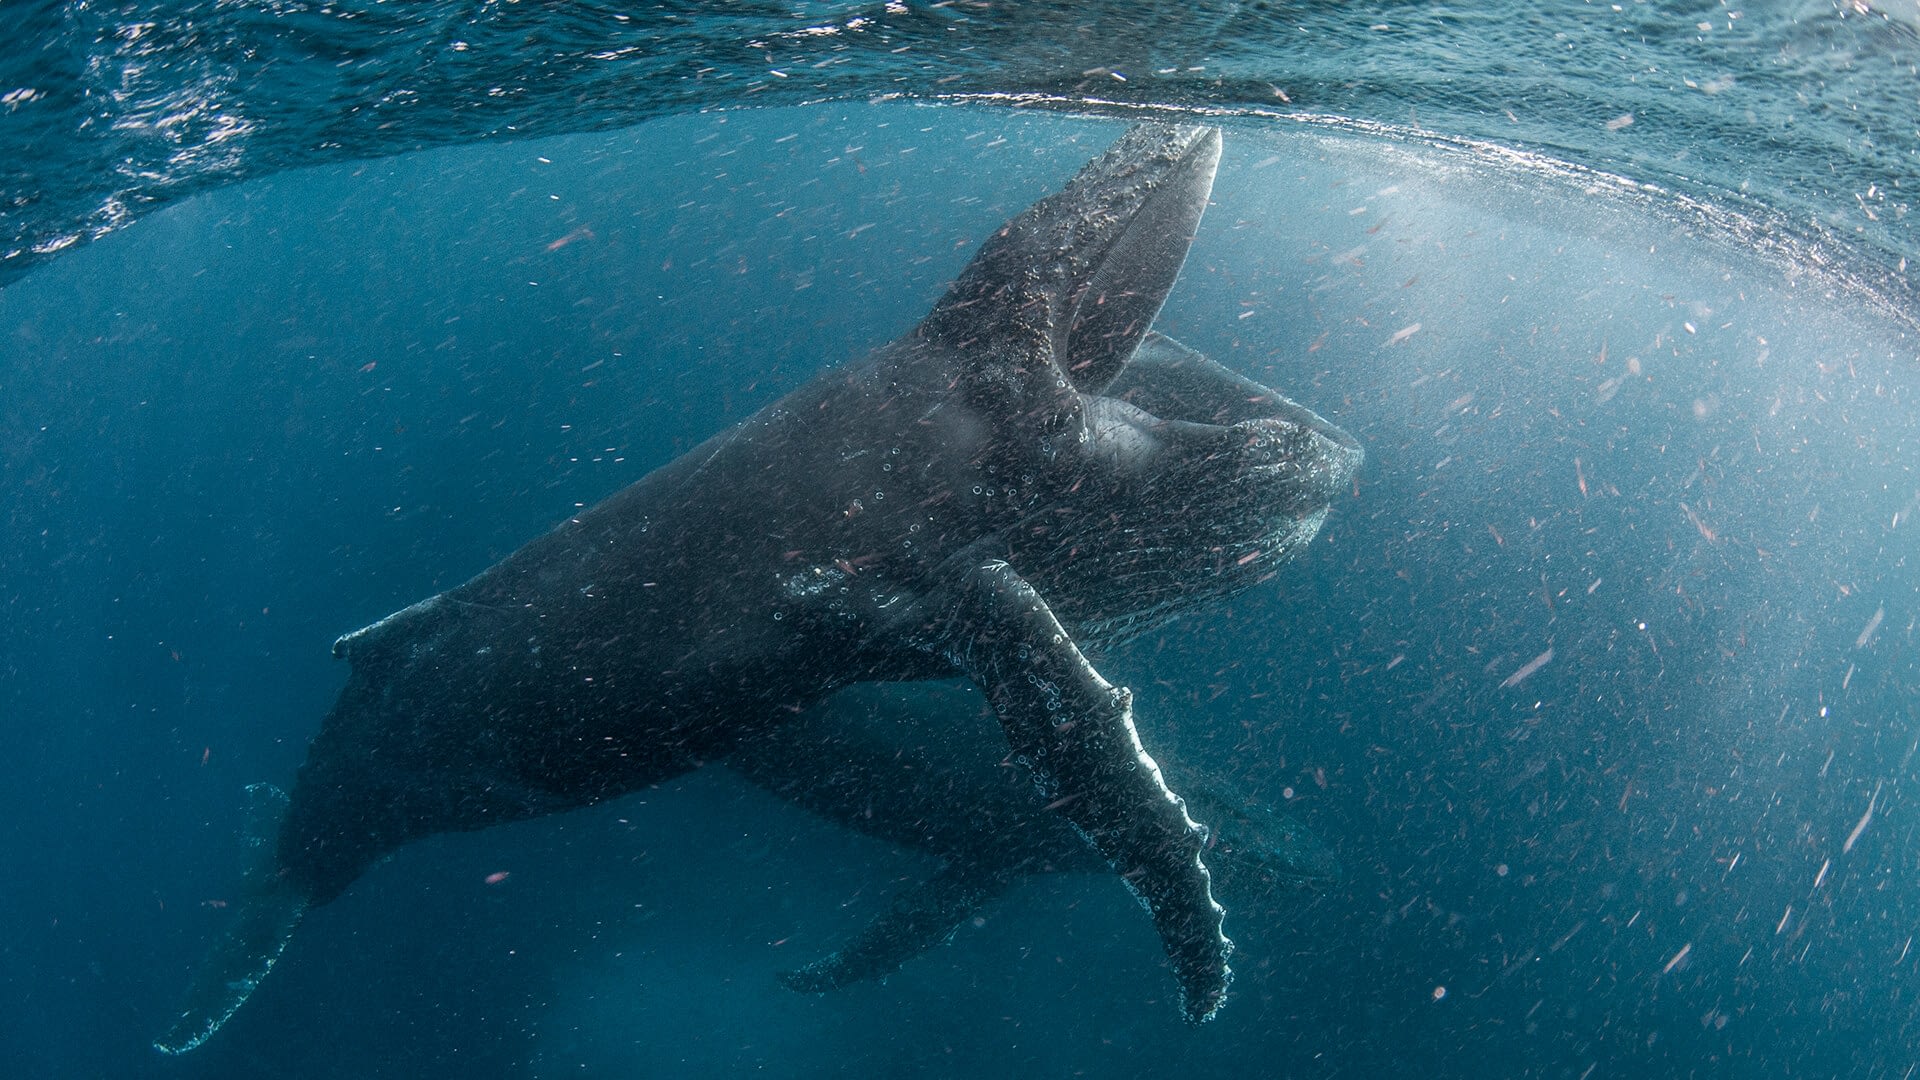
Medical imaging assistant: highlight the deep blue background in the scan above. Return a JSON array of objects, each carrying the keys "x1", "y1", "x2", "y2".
[{"x1": 2, "y1": 105, "x2": 1917, "y2": 1077}]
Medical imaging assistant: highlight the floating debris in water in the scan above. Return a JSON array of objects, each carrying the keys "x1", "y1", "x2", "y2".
[
  {"x1": 1500, "y1": 646, "x2": 1555, "y2": 688},
  {"x1": 1856, "y1": 605, "x2": 1885, "y2": 648},
  {"x1": 1843, "y1": 782, "x2": 1882, "y2": 854},
  {"x1": 1661, "y1": 942, "x2": 1691, "y2": 974}
]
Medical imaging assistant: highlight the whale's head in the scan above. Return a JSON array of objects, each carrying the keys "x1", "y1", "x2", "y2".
[
  {"x1": 902, "y1": 122, "x2": 1360, "y2": 646},
  {"x1": 1029, "y1": 332, "x2": 1362, "y2": 647}
]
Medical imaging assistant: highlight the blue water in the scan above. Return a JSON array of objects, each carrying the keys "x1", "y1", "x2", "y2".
[{"x1": 1, "y1": 3, "x2": 1917, "y2": 1078}]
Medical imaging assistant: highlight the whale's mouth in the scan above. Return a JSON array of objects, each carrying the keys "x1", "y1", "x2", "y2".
[
  {"x1": 1105, "y1": 330, "x2": 1364, "y2": 490},
  {"x1": 909, "y1": 123, "x2": 1225, "y2": 414},
  {"x1": 1239, "y1": 418, "x2": 1364, "y2": 506},
  {"x1": 1055, "y1": 127, "x2": 1223, "y2": 393},
  {"x1": 1043, "y1": 332, "x2": 1362, "y2": 648}
]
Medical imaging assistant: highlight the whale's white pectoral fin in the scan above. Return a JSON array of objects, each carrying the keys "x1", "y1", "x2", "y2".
[
  {"x1": 153, "y1": 785, "x2": 310, "y2": 1055},
  {"x1": 915, "y1": 559, "x2": 1233, "y2": 1022}
]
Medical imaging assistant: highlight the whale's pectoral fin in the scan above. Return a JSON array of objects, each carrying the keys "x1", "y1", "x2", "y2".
[
  {"x1": 779, "y1": 859, "x2": 1017, "y2": 993},
  {"x1": 153, "y1": 784, "x2": 310, "y2": 1055},
  {"x1": 916, "y1": 559, "x2": 1232, "y2": 1022}
]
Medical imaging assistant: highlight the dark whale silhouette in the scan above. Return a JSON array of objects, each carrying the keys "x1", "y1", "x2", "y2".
[
  {"x1": 155, "y1": 122, "x2": 1363, "y2": 1053},
  {"x1": 728, "y1": 680, "x2": 1342, "y2": 992}
]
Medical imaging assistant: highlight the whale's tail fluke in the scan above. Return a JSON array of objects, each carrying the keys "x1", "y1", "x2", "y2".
[{"x1": 153, "y1": 783, "x2": 310, "y2": 1055}]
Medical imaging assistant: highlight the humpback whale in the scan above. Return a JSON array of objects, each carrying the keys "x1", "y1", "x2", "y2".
[
  {"x1": 155, "y1": 122, "x2": 1363, "y2": 1053},
  {"x1": 728, "y1": 680, "x2": 1342, "y2": 991}
]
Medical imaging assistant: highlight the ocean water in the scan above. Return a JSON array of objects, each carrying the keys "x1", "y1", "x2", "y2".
[{"x1": 1, "y1": 3, "x2": 1917, "y2": 1079}]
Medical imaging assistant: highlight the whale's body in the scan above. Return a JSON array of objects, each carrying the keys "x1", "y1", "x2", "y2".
[{"x1": 156, "y1": 123, "x2": 1362, "y2": 1053}]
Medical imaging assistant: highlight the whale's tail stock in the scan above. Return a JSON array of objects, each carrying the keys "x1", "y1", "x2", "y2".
[{"x1": 153, "y1": 783, "x2": 310, "y2": 1055}]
